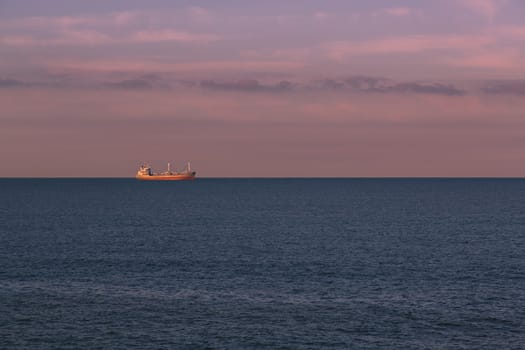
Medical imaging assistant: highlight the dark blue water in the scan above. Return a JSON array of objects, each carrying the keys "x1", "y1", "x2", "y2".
[{"x1": 1, "y1": 179, "x2": 524, "y2": 349}]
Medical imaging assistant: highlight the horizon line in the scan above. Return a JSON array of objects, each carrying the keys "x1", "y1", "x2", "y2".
[{"x1": 1, "y1": 176, "x2": 525, "y2": 179}]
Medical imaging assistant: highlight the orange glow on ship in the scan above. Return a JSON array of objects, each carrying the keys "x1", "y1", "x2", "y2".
[{"x1": 136, "y1": 162, "x2": 196, "y2": 181}]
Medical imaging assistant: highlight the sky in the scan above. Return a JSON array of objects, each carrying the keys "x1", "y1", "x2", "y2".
[{"x1": 1, "y1": 0, "x2": 524, "y2": 177}]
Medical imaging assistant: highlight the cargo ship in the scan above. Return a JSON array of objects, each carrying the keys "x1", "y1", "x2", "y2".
[{"x1": 136, "y1": 162, "x2": 196, "y2": 180}]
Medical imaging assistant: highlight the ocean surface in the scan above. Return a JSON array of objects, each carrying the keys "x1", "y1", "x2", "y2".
[{"x1": 1, "y1": 178, "x2": 524, "y2": 349}]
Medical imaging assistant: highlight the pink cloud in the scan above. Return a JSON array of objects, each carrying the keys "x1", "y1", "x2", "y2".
[
  {"x1": 111, "y1": 11, "x2": 142, "y2": 26},
  {"x1": 59, "y1": 30, "x2": 113, "y2": 45},
  {"x1": 0, "y1": 30, "x2": 112, "y2": 46},
  {"x1": 312, "y1": 12, "x2": 332, "y2": 21},
  {"x1": 47, "y1": 59, "x2": 305, "y2": 74},
  {"x1": 132, "y1": 30, "x2": 220, "y2": 43},
  {"x1": 0, "y1": 29, "x2": 219, "y2": 47},
  {"x1": 0, "y1": 11, "x2": 147, "y2": 30},
  {"x1": 324, "y1": 34, "x2": 493, "y2": 59},
  {"x1": 0, "y1": 15, "x2": 105, "y2": 30},
  {"x1": 0, "y1": 35, "x2": 37, "y2": 46},
  {"x1": 187, "y1": 6, "x2": 214, "y2": 22},
  {"x1": 493, "y1": 25, "x2": 525, "y2": 39},
  {"x1": 459, "y1": 0, "x2": 508, "y2": 23},
  {"x1": 382, "y1": 7, "x2": 421, "y2": 17},
  {"x1": 444, "y1": 49, "x2": 523, "y2": 70}
]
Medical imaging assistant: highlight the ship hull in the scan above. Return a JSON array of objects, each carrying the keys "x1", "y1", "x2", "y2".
[{"x1": 136, "y1": 174, "x2": 195, "y2": 181}]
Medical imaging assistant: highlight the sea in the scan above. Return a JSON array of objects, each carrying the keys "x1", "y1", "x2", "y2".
[{"x1": 1, "y1": 178, "x2": 524, "y2": 349}]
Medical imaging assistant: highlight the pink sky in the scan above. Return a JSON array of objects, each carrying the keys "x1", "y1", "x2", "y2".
[{"x1": 1, "y1": 0, "x2": 524, "y2": 176}]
